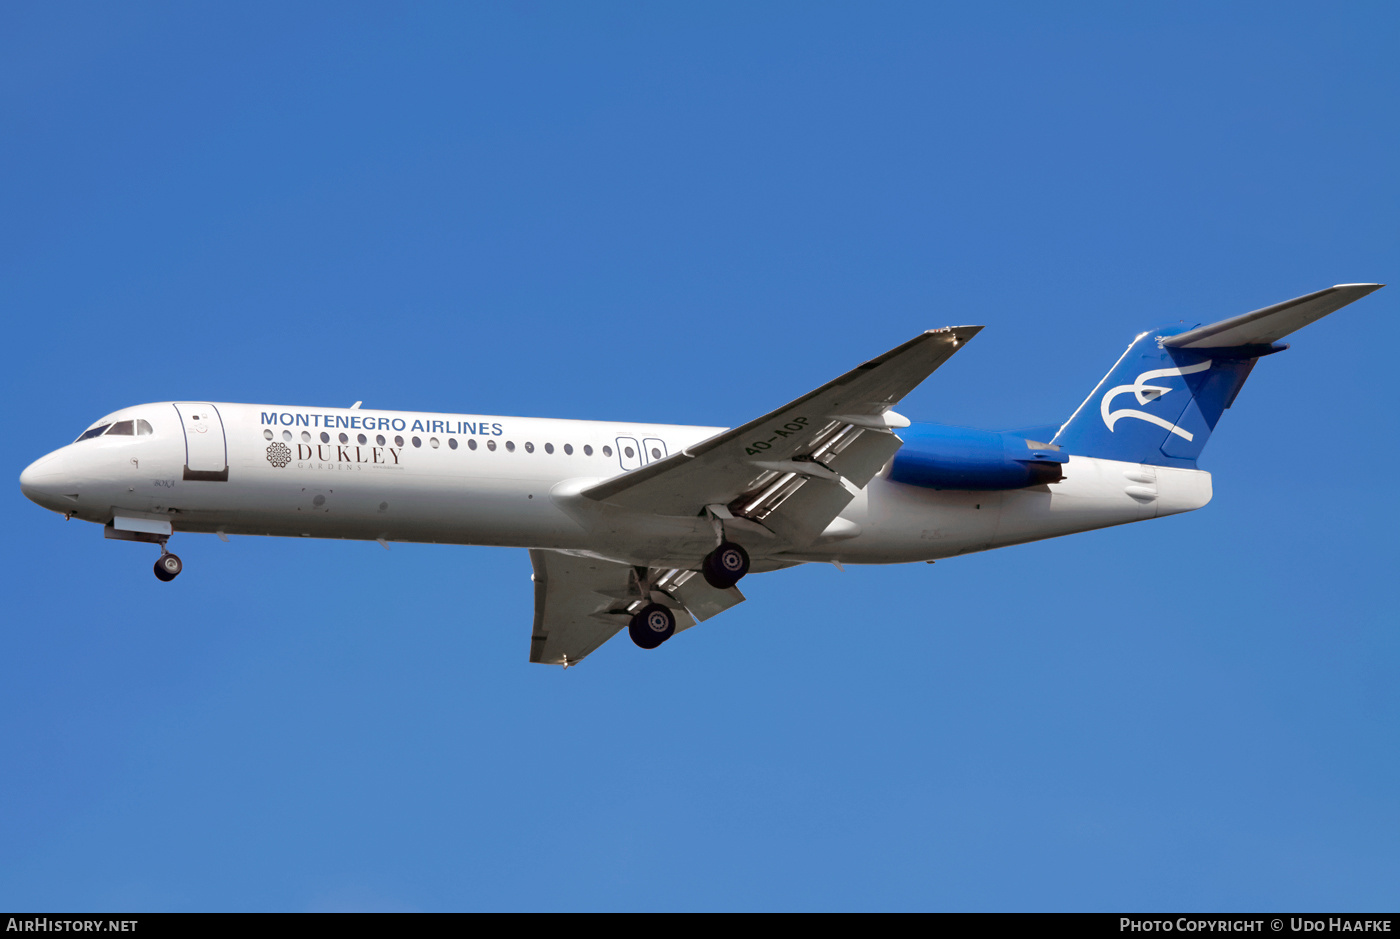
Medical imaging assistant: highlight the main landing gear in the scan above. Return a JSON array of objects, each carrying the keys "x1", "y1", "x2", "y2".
[
  {"x1": 153, "y1": 549, "x2": 183, "y2": 582},
  {"x1": 702, "y1": 541, "x2": 750, "y2": 590},
  {"x1": 628, "y1": 603, "x2": 676, "y2": 650},
  {"x1": 627, "y1": 541, "x2": 750, "y2": 651}
]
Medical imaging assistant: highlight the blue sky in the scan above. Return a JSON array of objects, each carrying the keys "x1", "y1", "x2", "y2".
[{"x1": 2, "y1": 2, "x2": 1396, "y2": 911}]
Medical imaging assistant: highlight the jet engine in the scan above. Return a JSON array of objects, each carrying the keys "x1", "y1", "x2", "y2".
[{"x1": 888, "y1": 423, "x2": 1068, "y2": 491}]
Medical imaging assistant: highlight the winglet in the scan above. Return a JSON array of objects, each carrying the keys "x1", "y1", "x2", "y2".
[{"x1": 1164, "y1": 284, "x2": 1383, "y2": 349}]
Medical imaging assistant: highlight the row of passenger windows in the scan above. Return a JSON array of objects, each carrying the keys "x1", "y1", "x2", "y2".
[
  {"x1": 259, "y1": 427, "x2": 665, "y2": 460},
  {"x1": 75, "y1": 419, "x2": 154, "y2": 442},
  {"x1": 69, "y1": 418, "x2": 666, "y2": 464}
]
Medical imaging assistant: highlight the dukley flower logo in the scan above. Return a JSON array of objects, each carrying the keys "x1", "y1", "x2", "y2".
[{"x1": 266, "y1": 442, "x2": 292, "y2": 468}]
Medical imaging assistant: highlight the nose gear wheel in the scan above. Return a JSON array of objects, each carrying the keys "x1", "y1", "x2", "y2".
[{"x1": 154, "y1": 552, "x2": 182, "y2": 582}]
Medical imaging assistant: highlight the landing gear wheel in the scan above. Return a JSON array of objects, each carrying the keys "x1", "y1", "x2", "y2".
[
  {"x1": 702, "y1": 541, "x2": 750, "y2": 589},
  {"x1": 628, "y1": 603, "x2": 676, "y2": 650},
  {"x1": 154, "y1": 553, "x2": 182, "y2": 582}
]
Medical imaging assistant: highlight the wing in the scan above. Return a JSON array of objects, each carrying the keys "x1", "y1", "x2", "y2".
[
  {"x1": 528, "y1": 550, "x2": 635, "y2": 665},
  {"x1": 531, "y1": 327, "x2": 979, "y2": 665},
  {"x1": 581, "y1": 326, "x2": 982, "y2": 547},
  {"x1": 528, "y1": 549, "x2": 745, "y2": 665}
]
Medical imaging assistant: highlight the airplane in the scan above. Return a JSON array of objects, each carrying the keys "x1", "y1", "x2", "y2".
[{"x1": 19, "y1": 283, "x2": 1383, "y2": 666}]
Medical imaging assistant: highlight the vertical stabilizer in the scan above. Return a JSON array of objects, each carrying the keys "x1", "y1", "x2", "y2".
[
  {"x1": 1050, "y1": 330, "x2": 1257, "y2": 467},
  {"x1": 1050, "y1": 284, "x2": 1382, "y2": 467}
]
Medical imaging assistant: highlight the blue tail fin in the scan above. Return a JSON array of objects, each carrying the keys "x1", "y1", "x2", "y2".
[
  {"x1": 1049, "y1": 329, "x2": 1261, "y2": 467},
  {"x1": 1051, "y1": 284, "x2": 1383, "y2": 467}
]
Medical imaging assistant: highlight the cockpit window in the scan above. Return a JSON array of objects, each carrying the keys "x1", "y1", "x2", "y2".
[{"x1": 74, "y1": 417, "x2": 154, "y2": 442}]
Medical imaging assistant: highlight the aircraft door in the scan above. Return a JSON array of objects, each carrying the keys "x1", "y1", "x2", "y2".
[
  {"x1": 641, "y1": 438, "x2": 668, "y2": 464},
  {"x1": 615, "y1": 436, "x2": 642, "y2": 471},
  {"x1": 173, "y1": 403, "x2": 229, "y2": 481}
]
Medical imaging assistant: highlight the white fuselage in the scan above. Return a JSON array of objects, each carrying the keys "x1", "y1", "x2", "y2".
[{"x1": 20, "y1": 401, "x2": 1213, "y2": 568}]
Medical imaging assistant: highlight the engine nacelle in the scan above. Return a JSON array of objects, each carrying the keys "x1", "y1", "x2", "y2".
[{"x1": 888, "y1": 423, "x2": 1068, "y2": 491}]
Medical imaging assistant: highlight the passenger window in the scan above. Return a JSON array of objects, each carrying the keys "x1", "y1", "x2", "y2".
[
  {"x1": 643, "y1": 437, "x2": 668, "y2": 463},
  {"x1": 584, "y1": 445, "x2": 593, "y2": 456},
  {"x1": 468, "y1": 439, "x2": 478, "y2": 450},
  {"x1": 616, "y1": 437, "x2": 641, "y2": 470},
  {"x1": 301, "y1": 431, "x2": 311, "y2": 443},
  {"x1": 602, "y1": 445, "x2": 612, "y2": 457},
  {"x1": 284, "y1": 430, "x2": 293, "y2": 442},
  {"x1": 376, "y1": 434, "x2": 386, "y2": 446},
  {"x1": 430, "y1": 437, "x2": 440, "y2": 449},
  {"x1": 357, "y1": 433, "x2": 367, "y2": 445},
  {"x1": 563, "y1": 444, "x2": 573, "y2": 455},
  {"x1": 544, "y1": 443, "x2": 554, "y2": 454},
  {"x1": 487, "y1": 439, "x2": 497, "y2": 451},
  {"x1": 505, "y1": 441, "x2": 516, "y2": 452},
  {"x1": 412, "y1": 436, "x2": 422, "y2": 448},
  {"x1": 264, "y1": 429, "x2": 274, "y2": 440},
  {"x1": 448, "y1": 438, "x2": 458, "y2": 450},
  {"x1": 136, "y1": 419, "x2": 154, "y2": 436},
  {"x1": 106, "y1": 421, "x2": 135, "y2": 436},
  {"x1": 339, "y1": 433, "x2": 349, "y2": 444},
  {"x1": 321, "y1": 432, "x2": 330, "y2": 443},
  {"x1": 525, "y1": 442, "x2": 534, "y2": 453},
  {"x1": 394, "y1": 435, "x2": 404, "y2": 447}
]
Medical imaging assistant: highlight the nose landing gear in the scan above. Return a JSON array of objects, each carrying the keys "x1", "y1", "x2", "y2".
[{"x1": 154, "y1": 550, "x2": 183, "y2": 582}]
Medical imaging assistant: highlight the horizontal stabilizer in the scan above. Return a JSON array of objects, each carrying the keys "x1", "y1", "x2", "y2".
[{"x1": 1165, "y1": 284, "x2": 1383, "y2": 349}]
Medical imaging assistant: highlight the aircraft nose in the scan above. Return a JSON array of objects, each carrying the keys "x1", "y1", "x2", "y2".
[{"x1": 19, "y1": 451, "x2": 75, "y2": 512}]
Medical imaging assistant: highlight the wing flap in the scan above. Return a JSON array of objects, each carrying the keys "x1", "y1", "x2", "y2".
[
  {"x1": 741, "y1": 476, "x2": 854, "y2": 546},
  {"x1": 667, "y1": 572, "x2": 746, "y2": 622},
  {"x1": 817, "y1": 425, "x2": 907, "y2": 488}
]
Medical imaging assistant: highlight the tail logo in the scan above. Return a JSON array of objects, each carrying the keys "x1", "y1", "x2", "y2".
[{"x1": 1100, "y1": 361, "x2": 1211, "y2": 441}]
